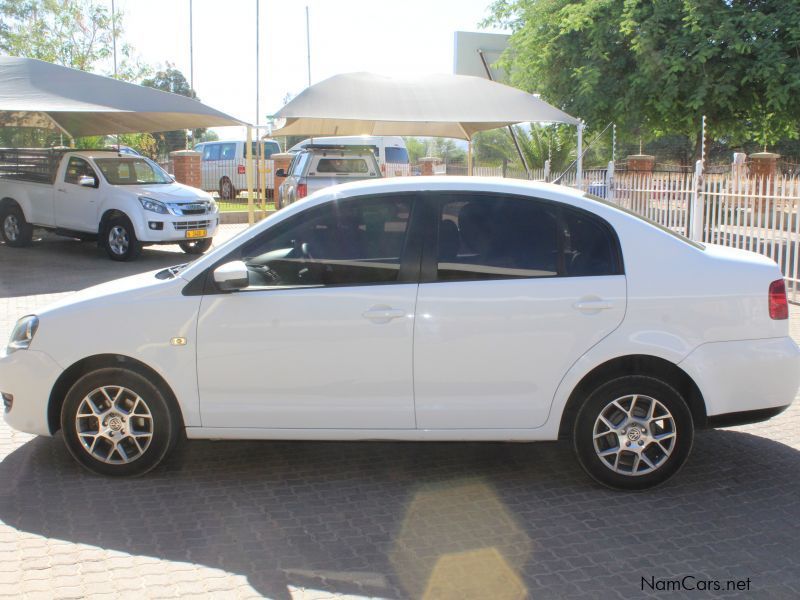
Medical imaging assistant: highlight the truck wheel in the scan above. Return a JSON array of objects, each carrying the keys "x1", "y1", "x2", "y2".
[
  {"x1": 179, "y1": 238, "x2": 213, "y2": 255},
  {"x1": 219, "y1": 177, "x2": 236, "y2": 200},
  {"x1": 1, "y1": 204, "x2": 33, "y2": 247},
  {"x1": 104, "y1": 215, "x2": 142, "y2": 261}
]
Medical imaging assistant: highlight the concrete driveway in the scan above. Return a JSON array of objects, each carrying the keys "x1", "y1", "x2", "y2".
[{"x1": 1, "y1": 229, "x2": 799, "y2": 599}]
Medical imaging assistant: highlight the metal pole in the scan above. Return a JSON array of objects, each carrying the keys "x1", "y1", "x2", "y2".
[
  {"x1": 255, "y1": 0, "x2": 260, "y2": 127},
  {"x1": 189, "y1": 0, "x2": 194, "y2": 93},
  {"x1": 612, "y1": 123, "x2": 616, "y2": 162},
  {"x1": 477, "y1": 49, "x2": 531, "y2": 179},
  {"x1": 305, "y1": 6, "x2": 311, "y2": 87},
  {"x1": 576, "y1": 121, "x2": 584, "y2": 190},
  {"x1": 246, "y1": 126, "x2": 255, "y2": 225},
  {"x1": 111, "y1": 0, "x2": 117, "y2": 78},
  {"x1": 467, "y1": 138, "x2": 473, "y2": 176}
]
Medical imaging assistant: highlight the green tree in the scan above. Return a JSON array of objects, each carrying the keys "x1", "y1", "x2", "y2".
[
  {"x1": 403, "y1": 137, "x2": 428, "y2": 163},
  {"x1": 0, "y1": 0, "x2": 148, "y2": 79},
  {"x1": 141, "y1": 65, "x2": 205, "y2": 155},
  {"x1": 485, "y1": 0, "x2": 800, "y2": 154}
]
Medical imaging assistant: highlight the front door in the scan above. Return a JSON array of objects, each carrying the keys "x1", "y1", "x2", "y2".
[
  {"x1": 56, "y1": 156, "x2": 100, "y2": 231},
  {"x1": 413, "y1": 192, "x2": 627, "y2": 430},
  {"x1": 197, "y1": 193, "x2": 420, "y2": 429}
]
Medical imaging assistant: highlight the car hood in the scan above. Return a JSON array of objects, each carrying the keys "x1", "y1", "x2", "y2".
[{"x1": 130, "y1": 182, "x2": 212, "y2": 203}]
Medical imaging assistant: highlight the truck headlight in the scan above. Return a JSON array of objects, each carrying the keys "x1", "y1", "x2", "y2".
[
  {"x1": 139, "y1": 196, "x2": 168, "y2": 214},
  {"x1": 7, "y1": 315, "x2": 38, "y2": 354}
]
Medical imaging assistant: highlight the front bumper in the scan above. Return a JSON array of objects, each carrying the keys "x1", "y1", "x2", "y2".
[
  {"x1": 0, "y1": 349, "x2": 63, "y2": 436},
  {"x1": 679, "y1": 336, "x2": 800, "y2": 419},
  {"x1": 135, "y1": 214, "x2": 219, "y2": 244}
]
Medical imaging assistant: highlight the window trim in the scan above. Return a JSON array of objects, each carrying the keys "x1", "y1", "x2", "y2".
[
  {"x1": 419, "y1": 191, "x2": 624, "y2": 284},
  {"x1": 183, "y1": 192, "x2": 425, "y2": 296}
]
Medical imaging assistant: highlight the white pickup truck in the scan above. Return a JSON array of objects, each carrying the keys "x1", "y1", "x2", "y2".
[{"x1": 0, "y1": 149, "x2": 218, "y2": 260}]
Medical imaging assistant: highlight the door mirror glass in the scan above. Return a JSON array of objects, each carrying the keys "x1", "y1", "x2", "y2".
[
  {"x1": 275, "y1": 168, "x2": 286, "y2": 178},
  {"x1": 213, "y1": 260, "x2": 249, "y2": 291},
  {"x1": 78, "y1": 175, "x2": 97, "y2": 188}
]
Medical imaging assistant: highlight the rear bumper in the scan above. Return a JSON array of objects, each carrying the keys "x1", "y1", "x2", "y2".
[
  {"x1": 0, "y1": 349, "x2": 62, "y2": 436},
  {"x1": 679, "y1": 336, "x2": 800, "y2": 418}
]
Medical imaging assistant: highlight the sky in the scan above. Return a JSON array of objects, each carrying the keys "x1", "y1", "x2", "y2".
[{"x1": 116, "y1": 0, "x2": 510, "y2": 139}]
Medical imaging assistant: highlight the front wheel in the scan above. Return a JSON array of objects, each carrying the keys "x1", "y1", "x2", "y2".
[
  {"x1": 573, "y1": 375, "x2": 694, "y2": 490},
  {"x1": 103, "y1": 215, "x2": 142, "y2": 261},
  {"x1": 1, "y1": 204, "x2": 33, "y2": 247},
  {"x1": 60, "y1": 368, "x2": 180, "y2": 476},
  {"x1": 179, "y1": 238, "x2": 213, "y2": 255}
]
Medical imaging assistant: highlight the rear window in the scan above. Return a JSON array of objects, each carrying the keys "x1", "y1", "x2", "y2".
[
  {"x1": 385, "y1": 146, "x2": 409, "y2": 164},
  {"x1": 316, "y1": 158, "x2": 370, "y2": 174}
]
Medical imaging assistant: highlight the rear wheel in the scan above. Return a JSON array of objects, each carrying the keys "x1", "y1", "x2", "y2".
[
  {"x1": 103, "y1": 215, "x2": 141, "y2": 261},
  {"x1": 219, "y1": 177, "x2": 236, "y2": 200},
  {"x1": 179, "y1": 238, "x2": 213, "y2": 254},
  {"x1": 1, "y1": 204, "x2": 33, "y2": 247},
  {"x1": 60, "y1": 368, "x2": 180, "y2": 476},
  {"x1": 573, "y1": 375, "x2": 694, "y2": 490}
]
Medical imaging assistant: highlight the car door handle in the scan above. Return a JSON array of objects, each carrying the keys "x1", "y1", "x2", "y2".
[
  {"x1": 574, "y1": 300, "x2": 614, "y2": 311},
  {"x1": 362, "y1": 307, "x2": 406, "y2": 322},
  {"x1": 56, "y1": 187, "x2": 67, "y2": 193}
]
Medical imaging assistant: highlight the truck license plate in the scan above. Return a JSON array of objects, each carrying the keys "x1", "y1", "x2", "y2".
[{"x1": 185, "y1": 229, "x2": 207, "y2": 239}]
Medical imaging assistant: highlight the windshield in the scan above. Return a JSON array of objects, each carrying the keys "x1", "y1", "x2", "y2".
[{"x1": 94, "y1": 157, "x2": 172, "y2": 185}]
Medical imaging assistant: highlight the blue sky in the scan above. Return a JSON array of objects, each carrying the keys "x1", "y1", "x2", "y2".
[{"x1": 116, "y1": 0, "x2": 509, "y2": 138}]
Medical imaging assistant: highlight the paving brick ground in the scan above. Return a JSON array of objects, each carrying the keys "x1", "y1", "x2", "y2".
[{"x1": 1, "y1": 228, "x2": 799, "y2": 599}]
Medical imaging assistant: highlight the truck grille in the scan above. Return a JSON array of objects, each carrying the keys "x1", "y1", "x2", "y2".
[
  {"x1": 173, "y1": 220, "x2": 211, "y2": 231},
  {"x1": 172, "y1": 202, "x2": 210, "y2": 216}
]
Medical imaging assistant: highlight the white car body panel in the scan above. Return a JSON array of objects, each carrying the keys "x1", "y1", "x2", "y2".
[{"x1": 1, "y1": 177, "x2": 798, "y2": 445}]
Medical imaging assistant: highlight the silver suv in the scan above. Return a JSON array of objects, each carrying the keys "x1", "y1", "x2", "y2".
[{"x1": 277, "y1": 145, "x2": 381, "y2": 207}]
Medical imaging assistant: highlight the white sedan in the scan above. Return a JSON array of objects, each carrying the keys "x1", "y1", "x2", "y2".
[{"x1": 2, "y1": 177, "x2": 798, "y2": 489}]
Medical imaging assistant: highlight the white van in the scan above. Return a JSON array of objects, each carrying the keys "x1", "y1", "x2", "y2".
[
  {"x1": 288, "y1": 136, "x2": 409, "y2": 175},
  {"x1": 194, "y1": 139, "x2": 281, "y2": 199}
]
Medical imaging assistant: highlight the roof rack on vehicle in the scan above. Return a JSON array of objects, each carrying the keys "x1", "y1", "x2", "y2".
[{"x1": 302, "y1": 144, "x2": 379, "y2": 151}]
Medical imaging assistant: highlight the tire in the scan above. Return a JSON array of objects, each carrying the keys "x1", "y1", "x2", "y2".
[
  {"x1": 572, "y1": 375, "x2": 694, "y2": 491},
  {"x1": 219, "y1": 177, "x2": 236, "y2": 200},
  {"x1": 179, "y1": 238, "x2": 213, "y2": 255},
  {"x1": 1, "y1": 204, "x2": 33, "y2": 247},
  {"x1": 60, "y1": 368, "x2": 181, "y2": 476},
  {"x1": 103, "y1": 215, "x2": 142, "y2": 261}
]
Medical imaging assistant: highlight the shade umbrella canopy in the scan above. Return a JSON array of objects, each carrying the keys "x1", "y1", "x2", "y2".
[
  {"x1": 272, "y1": 72, "x2": 579, "y2": 139},
  {"x1": 0, "y1": 56, "x2": 246, "y2": 137}
]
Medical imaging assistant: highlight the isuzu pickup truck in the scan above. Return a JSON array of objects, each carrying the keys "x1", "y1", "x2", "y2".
[{"x1": 0, "y1": 148, "x2": 218, "y2": 260}]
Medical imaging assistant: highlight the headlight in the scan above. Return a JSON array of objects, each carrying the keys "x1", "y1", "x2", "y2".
[
  {"x1": 139, "y1": 196, "x2": 168, "y2": 214},
  {"x1": 209, "y1": 200, "x2": 219, "y2": 213},
  {"x1": 7, "y1": 315, "x2": 38, "y2": 354}
]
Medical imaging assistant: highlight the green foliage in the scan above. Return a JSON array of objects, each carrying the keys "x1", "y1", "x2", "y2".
[
  {"x1": 403, "y1": 137, "x2": 428, "y2": 163},
  {"x1": 403, "y1": 137, "x2": 466, "y2": 163},
  {"x1": 0, "y1": 0, "x2": 149, "y2": 80},
  {"x1": 485, "y1": 0, "x2": 800, "y2": 151},
  {"x1": 142, "y1": 65, "x2": 205, "y2": 156}
]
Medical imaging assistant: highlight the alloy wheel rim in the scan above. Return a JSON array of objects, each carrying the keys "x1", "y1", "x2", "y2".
[
  {"x1": 75, "y1": 385, "x2": 154, "y2": 464},
  {"x1": 108, "y1": 225, "x2": 129, "y2": 255},
  {"x1": 592, "y1": 394, "x2": 676, "y2": 476},
  {"x1": 3, "y1": 214, "x2": 19, "y2": 241}
]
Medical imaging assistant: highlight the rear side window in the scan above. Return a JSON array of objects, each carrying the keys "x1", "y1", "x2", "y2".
[
  {"x1": 291, "y1": 152, "x2": 310, "y2": 176},
  {"x1": 437, "y1": 197, "x2": 559, "y2": 281},
  {"x1": 562, "y1": 209, "x2": 617, "y2": 276},
  {"x1": 219, "y1": 143, "x2": 236, "y2": 160},
  {"x1": 385, "y1": 146, "x2": 409, "y2": 164},
  {"x1": 202, "y1": 144, "x2": 220, "y2": 161}
]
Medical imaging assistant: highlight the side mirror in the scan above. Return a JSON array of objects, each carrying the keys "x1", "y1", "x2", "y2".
[
  {"x1": 213, "y1": 260, "x2": 249, "y2": 291},
  {"x1": 275, "y1": 168, "x2": 286, "y2": 178},
  {"x1": 78, "y1": 175, "x2": 97, "y2": 188}
]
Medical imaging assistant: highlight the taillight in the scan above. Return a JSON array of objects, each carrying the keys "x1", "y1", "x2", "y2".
[
  {"x1": 769, "y1": 278, "x2": 788, "y2": 320},
  {"x1": 237, "y1": 165, "x2": 246, "y2": 174},
  {"x1": 297, "y1": 183, "x2": 307, "y2": 198}
]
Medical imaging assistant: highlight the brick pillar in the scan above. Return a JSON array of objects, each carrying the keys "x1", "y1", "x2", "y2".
[
  {"x1": 626, "y1": 154, "x2": 655, "y2": 173},
  {"x1": 169, "y1": 150, "x2": 201, "y2": 189},
  {"x1": 419, "y1": 156, "x2": 440, "y2": 176},
  {"x1": 271, "y1": 152, "x2": 294, "y2": 208},
  {"x1": 748, "y1": 152, "x2": 779, "y2": 180}
]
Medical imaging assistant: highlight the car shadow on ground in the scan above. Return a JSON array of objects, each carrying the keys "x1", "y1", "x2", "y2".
[
  {"x1": 1, "y1": 429, "x2": 798, "y2": 599},
  {"x1": 0, "y1": 232, "x2": 192, "y2": 298}
]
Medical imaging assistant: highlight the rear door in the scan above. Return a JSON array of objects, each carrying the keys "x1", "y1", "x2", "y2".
[{"x1": 413, "y1": 192, "x2": 627, "y2": 430}]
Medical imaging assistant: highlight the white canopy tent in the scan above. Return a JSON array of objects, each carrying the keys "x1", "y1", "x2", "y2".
[
  {"x1": 0, "y1": 56, "x2": 245, "y2": 137},
  {"x1": 272, "y1": 72, "x2": 583, "y2": 177}
]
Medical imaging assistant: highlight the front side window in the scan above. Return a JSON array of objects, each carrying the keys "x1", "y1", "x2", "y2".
[
  {"x1": 239, "y1": 196, "x2": 413, "y2": 288},
  {"x1": 437, "y1": 196, "x2": 559, "y2": 281},
  {"x1": 64, "y1": 157, "x2": 98, "y2": 185}
]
